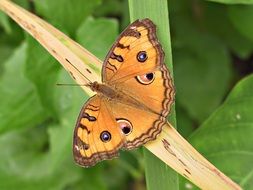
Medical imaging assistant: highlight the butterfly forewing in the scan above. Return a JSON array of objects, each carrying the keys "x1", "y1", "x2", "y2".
[
  {"x1": 102, "y1": 19, "x2": 164, "y2": 83},
  {"x1": 102, "y1": 18, "x2": 174, "y2": 118}
]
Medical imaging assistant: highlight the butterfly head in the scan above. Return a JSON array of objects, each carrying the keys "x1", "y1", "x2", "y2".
[{"x1": 86, "y1": 81, "x2": 99, "y2": 92}]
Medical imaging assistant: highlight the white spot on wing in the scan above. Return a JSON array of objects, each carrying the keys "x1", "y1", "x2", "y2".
[{"x1": 75, "y1": 145, "x2": 80, "y2": 151}]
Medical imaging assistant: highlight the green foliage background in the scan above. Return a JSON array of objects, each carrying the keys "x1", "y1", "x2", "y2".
[{"x1": 0, "y1": 0, "x2": 253, "y2": 189}]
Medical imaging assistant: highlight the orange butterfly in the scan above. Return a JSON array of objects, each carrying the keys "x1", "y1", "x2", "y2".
[{"x1": 73, "y1": 18, "x2": 175, "y2": 167}]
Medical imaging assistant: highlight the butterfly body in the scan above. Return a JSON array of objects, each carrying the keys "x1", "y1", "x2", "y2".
[
  {"x1": 73, "y1": 18, "x2": 175, "y2": 167},
  {"x1": 88, "y1": 81, "x2": 156, "y2": 115},
  {"x1": 88, "y1": 81, "x2": 120, "y2": 100}
]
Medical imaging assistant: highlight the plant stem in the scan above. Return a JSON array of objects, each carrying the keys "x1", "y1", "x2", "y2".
[{"x1": 128, "y1": 0, "x2": 178, "y2": 190}]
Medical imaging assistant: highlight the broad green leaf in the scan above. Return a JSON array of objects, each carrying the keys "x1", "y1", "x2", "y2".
[
  {"x1": 172, "y1": 15, "x2": 232, "y2": 123},
  {"x1": 25, "y1": 36, "x2": 60, "y2": 117},
  {"x1": 0, "y1": 43, "x2": 47, "y2": 134},
  {"x1": 24, "y1": 17, "x2": 118, "y2": 117},
  {"x1": 0, "y1": 11, "x2": 11, "y2": 33},
  {"x1": 176, "y1": 103, "x2": 195, "y2": 138},
  {"x1": 34, "y1": 0, "x2": 102, "y2": 36},
  {"x1": 94, "y1": 0, "x2": 124, "y2": 17},
  {"x1": 0, "y1": 70, "x2": 107, "y2": 190},
  {"x1": 50, "y1": 69, "x2": 86, "y2": 171},
  {"x1": 93, "y1": 0, "x2": 130, "y2": 30},
  {"x1": 12, "y1": 0, "x2": 29, "y2": 8},
  {"x1": 203, "y1": 2, "x2": 253, "y2": 59},
  {"x1": 0, "y1": 44, "x2": 13, "y2": 62},
  {"x1": 0, "y1": 42, "x2": 14, "y2": 77},
  {"x1": 205, "y1": 0, "x2": 253, "y2": 4},
  {"x1": 0, "y1": 24, "x2": 25, "y2": 46},
  {"x1": 1, "y1": 1, "x2": 151, "y2": 190},
  {"x1": 181, "y1": 74, "x2": 253, "y2": 189},
  {"x1": 50, "y1": 70, "x2": 107, "y2": 189},
  {"x1": 76, "y1": 17, "x2": 118, "y2": 60},
  {"x1": 228, "y1": 5, "x2": 253, "y2": 43},
  {"x1": 0, "y1": 126, "x2": 82, "y2": 190}
]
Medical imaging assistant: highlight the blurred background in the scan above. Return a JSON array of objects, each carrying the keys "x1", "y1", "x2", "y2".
[{"x1": 0, "y1": 0, "x2": 252, "y2": 189}]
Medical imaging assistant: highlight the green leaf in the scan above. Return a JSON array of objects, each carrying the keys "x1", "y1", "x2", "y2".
[
  {"x1": 181, "y1": 74, "x2": 253, "y2": 189},
  {"x1": 50, "y1": 70, "x2": 117, "y2": 190},
  {"x1": 0, "y1": 44, "x2": 76, "y2": 189},
  {"x1": 13, "y1": 0, "x2": 30, "y2": 9},
  {"x1": 0, "y1": 42, "x2": 15, "y2": 77},
  {"x1": 203, "y1": 3, "x2": 253, "y2": 59},
  {"x1": 172, "y1": 15, "x2": 232, "y2": 123},
  {"x1": 0, "y1": 69, "x2": 106, "y2": 190},
  {"x1": 0, "y1": 43, "x2": 47, "y2": 134},
  {"x1": 205, "y1": 0, "x2": 253, "y2": 4},
  {"x1": 128, "y1": 0, "x2": 178, "y2": 190},
  {"x1": 50, "y1": 69, "x2": 87, "y2": 170},
  {"x1": 25, "y1": 36, "x2": 60, "y2": 117},
  {"x1": 228, "y1": 5, "x2": 253, "y2": 43},
  {"x1": 0, "y1": 1, "x2": 146, "y2": 190},
  {"x1": 0, "y1": 11, "x2": 11, "y2": 33},
  {"x1": 0, "y1": 44, "x2": 13, "y2": 62},
  {"x1": 76, "y1": 17, "x2": 119, "y2": 60},
  {"x1": 176, "y1": 103, "x2": 195, "y2": 138},
  {"x1": 0, "y1": 127, "x2": 81, "y2": 190},
  {"x1": 34, "y1": 0, "x2": 102, "y2": 36},
  {"x1": 93, "y1": 0, "x2": 130, "y2": 30}
]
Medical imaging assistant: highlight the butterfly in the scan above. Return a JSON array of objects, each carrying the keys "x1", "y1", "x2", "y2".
[{"x1": 73, "y1": 18, "x2": 175, "y2": 167}]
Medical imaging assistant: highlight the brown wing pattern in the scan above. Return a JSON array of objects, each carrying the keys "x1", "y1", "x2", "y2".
[
  {"x1": 101, "y1": 19, "x2": 174, "y2": 149},
  {"x1": 107, "y1": 100, "x2": 166, "y2": 149},
  {"x1": 73, "y1": 19, "x2": 175, "y2": 167},
  {"x1": 73, "y1": 95, "x2": 125, "y2": 167},
  {"x1": 102, "y1": 18, "x2": 174, "y2": 119},
  {"x1": 102, "y1": 18, "x2": 164, "y2": 83},
  {"x1": 117, "y1": 65, "x2": 174, "y2": 118}
]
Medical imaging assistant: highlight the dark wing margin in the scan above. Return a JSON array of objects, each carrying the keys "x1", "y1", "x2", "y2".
[{"x1": 101, "y1": 18, "x2": 165, "y2": 83}]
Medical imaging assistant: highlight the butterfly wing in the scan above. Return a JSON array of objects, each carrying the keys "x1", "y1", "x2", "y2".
[
  {"x1": 117, "y1": 65, "x2": 174, "y2": 118},
  {"x1": 103, "y1": 18, "x2": 174, "y2": 120},
  {"x1": 73, "y1": 95, "x2": 125, "y2": 167},
  {"x1": 73, "y1": 95, "x2": 167, "y2": 167},
  {"x1": 102, "y1": 18, "x2": 163, "y2": 83},
  {"x1": 74, "y1": 19, "x2": 175, "y2": 167},
  {"x1": 107, "y1": 100, "x2": 166, "y2": 150}
]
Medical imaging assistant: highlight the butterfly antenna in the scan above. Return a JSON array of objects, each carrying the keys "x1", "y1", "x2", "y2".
[
  {"x1": 56, "y1": 82, "x2": 94, "y2": 88},
  {"x1": 65, "y1": 58, "x2": 93, "y2": 83}
]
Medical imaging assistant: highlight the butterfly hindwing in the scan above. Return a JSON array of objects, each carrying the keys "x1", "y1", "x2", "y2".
[
  {"x1": 73, "y1": 95, "x2": 125, "y2": 167},
  {"x1": 73, "y1": 95, "x2": 167, "y2": 167},
  {"x1": 107, "y1": 100, "x2": 166, "y2": 149}
]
